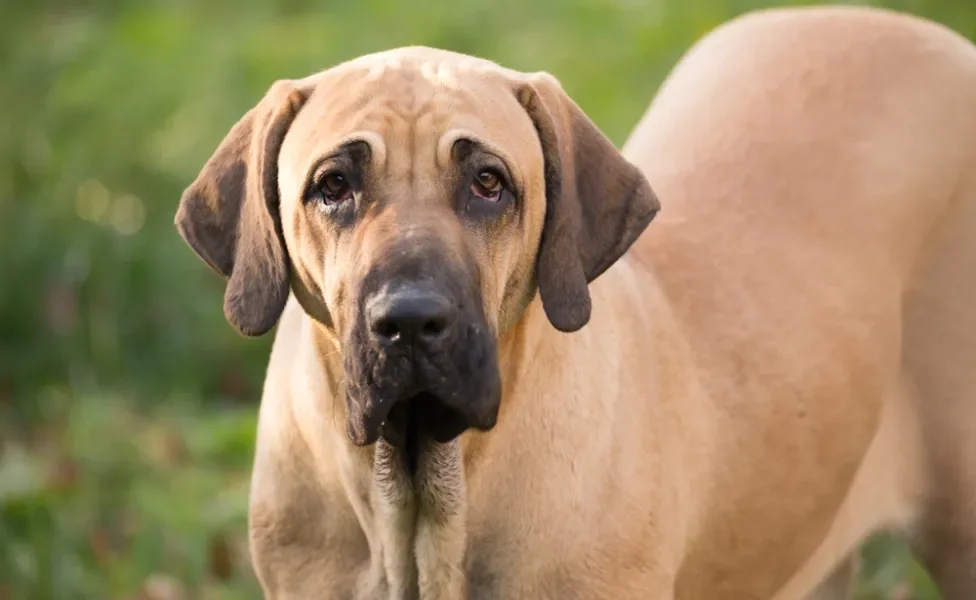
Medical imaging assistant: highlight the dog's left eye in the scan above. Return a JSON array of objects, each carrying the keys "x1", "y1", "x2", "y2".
[
  {"x1": 316, "y1": 172, "x2": 353, "y2": 206},
  {"x1": 471, "y1": 170, "x2": 503, "y2": 202}
]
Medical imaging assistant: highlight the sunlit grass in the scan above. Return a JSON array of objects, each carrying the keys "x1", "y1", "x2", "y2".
[{"x1": 0, "y1": 389, "x2": 261, "y2": 599}]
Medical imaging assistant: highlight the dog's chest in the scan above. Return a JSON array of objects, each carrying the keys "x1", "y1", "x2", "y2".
[{"x1": 344, "y1": 443, "x2": 618, "y2": 599}]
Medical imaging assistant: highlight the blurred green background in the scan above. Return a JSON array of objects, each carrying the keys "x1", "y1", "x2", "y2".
[{"x1": 2, "y1": 0, "x2": 974, "y2": 598}]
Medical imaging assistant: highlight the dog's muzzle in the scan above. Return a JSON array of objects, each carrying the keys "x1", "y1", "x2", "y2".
[{"x1": 343, "y1": 279, "x2": 501, "y2": 448}]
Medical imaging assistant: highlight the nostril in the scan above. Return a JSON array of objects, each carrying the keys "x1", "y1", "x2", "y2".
[
  {"x1": 374, "y1": 318, "x2": 401, "y2": 342},
  {"x1": 414, "y1": 311, "x2": 457, "y2": 342},
  {"x1": 422, "y1": 319, "x2": 446, "y2": 338}
]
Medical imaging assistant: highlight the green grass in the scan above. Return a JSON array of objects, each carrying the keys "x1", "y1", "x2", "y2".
[{"x1": 0, "y1": 390, "x2": 261, "y2": 599}]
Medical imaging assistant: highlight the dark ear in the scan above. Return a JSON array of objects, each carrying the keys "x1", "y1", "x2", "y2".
[
  {"x1": 175, "y1": 80, "x2": 312, "y2": 337},
  {"x1": 516, "y1": 73, "x2": 660, "y2": 333}
]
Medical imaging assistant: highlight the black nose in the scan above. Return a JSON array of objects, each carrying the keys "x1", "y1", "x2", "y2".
[{"x1": 367, "y1": 285, "x2": 458, "y2": 345}]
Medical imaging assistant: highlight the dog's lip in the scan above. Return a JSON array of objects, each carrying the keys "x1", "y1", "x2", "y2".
[
  {"x1": 347, "y1": 419, "x2": 382, "y2": 447},
  {"x1": 346, "y1": 391, "x2": 436, "y2": 448},
  {"x1": 369, "y1": 391, "x2": 478, "y2": 448},
  {"x1": 347, "y1": 389, "x2": 498, "y2": 447},
  {"x1": 345, "y1": 360, "x2": 503, "y2": 447},
  {"x1": 345, "y1": 389, "x2": 388, "y2": 447}
]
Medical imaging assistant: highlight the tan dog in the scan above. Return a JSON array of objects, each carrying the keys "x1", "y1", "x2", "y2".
[{"x1": 174, "y1": 5, "x2": 976, "y2": 599}]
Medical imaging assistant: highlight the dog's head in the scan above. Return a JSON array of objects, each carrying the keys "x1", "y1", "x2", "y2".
[{"x1": 175, "y1": 47, "x2": 658, "y2": 447}]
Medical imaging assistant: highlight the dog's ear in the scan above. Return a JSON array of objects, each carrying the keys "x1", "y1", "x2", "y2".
[
  {"x1": 175, "y1": 80, "x2": 313, "y2": 337},
  {"x1": 516, "y1": 73, "x2": 660, "y2": 333}
]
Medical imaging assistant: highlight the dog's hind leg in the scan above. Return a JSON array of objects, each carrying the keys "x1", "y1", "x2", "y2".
[{"x1": 902, "y1": 188, "x2": 976, "y2": 599}]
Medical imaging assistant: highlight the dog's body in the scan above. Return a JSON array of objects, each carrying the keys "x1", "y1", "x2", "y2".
[
  {"x1": 623, "y1": 7, "x2": 976, "y2": 597},
  {"x1": 176, "y1": 5, "x2": 976, "y2": 599}
]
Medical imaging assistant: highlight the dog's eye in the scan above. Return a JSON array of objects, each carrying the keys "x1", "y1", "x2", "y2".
[
  {"x1": 471, "y1": 170, "x2": 502, "y2": 201},
  {"x1": 317, "y1": 172, "x2": 353, "y2": 206}
]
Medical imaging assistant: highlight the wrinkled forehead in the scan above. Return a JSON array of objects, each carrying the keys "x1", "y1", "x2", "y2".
[{"x1": 279, "y1": 50, "x2": 541, "y2": 187}]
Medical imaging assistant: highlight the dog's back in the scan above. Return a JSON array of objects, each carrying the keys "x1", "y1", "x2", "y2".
[{"x1": 622, "y1": 6, "x2": 976, "y2": 597}]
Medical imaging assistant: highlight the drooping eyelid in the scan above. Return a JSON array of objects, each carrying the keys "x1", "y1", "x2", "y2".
[
  {"x1": 303, "y1": 132, "x2": 385, "y2": 189},
  {"x1": 439, "y1": 129, "x2": 523, "y2": 195},
  {"x1": 309, "y1": 155, "x2": 352, "y2": 185}
]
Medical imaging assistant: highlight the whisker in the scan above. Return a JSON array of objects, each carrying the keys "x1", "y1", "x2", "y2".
[{"x1": 330, "y1": 377, "x2": 346, "y2": 429}]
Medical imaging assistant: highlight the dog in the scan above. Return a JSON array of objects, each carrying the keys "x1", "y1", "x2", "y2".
[{"x1": 174, "y1": 5, "x2": 976, "y2": 599}]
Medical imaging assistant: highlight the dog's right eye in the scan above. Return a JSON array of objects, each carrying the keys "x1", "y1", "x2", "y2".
[
  {"x1": 472, "y1": 170, "x2": 502, "y2": 201},
  {"x1": 315, "y1": 172, "x2": 353, "y2": 206}
]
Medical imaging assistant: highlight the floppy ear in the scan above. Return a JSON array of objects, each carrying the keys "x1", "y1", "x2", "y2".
[
  {"x1": 175, "y1": 80, "x2": 312, "y2": 337},
  {"x1": 516, "y1": 73, "x2": 660, "y2": 333}
]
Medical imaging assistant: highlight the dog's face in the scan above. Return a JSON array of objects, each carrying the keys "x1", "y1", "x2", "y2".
[{"x1": 175, "y1": 48, "x2": 658, "y2": 448}]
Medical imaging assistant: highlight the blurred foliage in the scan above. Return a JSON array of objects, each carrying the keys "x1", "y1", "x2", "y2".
[{"x1": 2, "y1": 0, "x2": 976, "y2": 598}]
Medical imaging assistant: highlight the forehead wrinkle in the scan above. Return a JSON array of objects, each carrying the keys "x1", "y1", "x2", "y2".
[
  {"x1": 407, "y1": 105, "x2": 418, "y2": 196},
  {"x1": 288, "y1": 121, "x2": 389, "y2": 178},
  {"x1": 411, "y1": 112, "x2": 449, "y2": 198},
  {"x1": 419, "y1": 60, "x2": 461, "y2": 89},
  {"x1": 437, "y1": 128, "x2": 524, "y2": 188},
  {"x1": 386, "y1": 74, "x2": 439, "y2": 122},
  {"x1": 346, "y1": 130, "x2": 387, "y2": 169}
]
